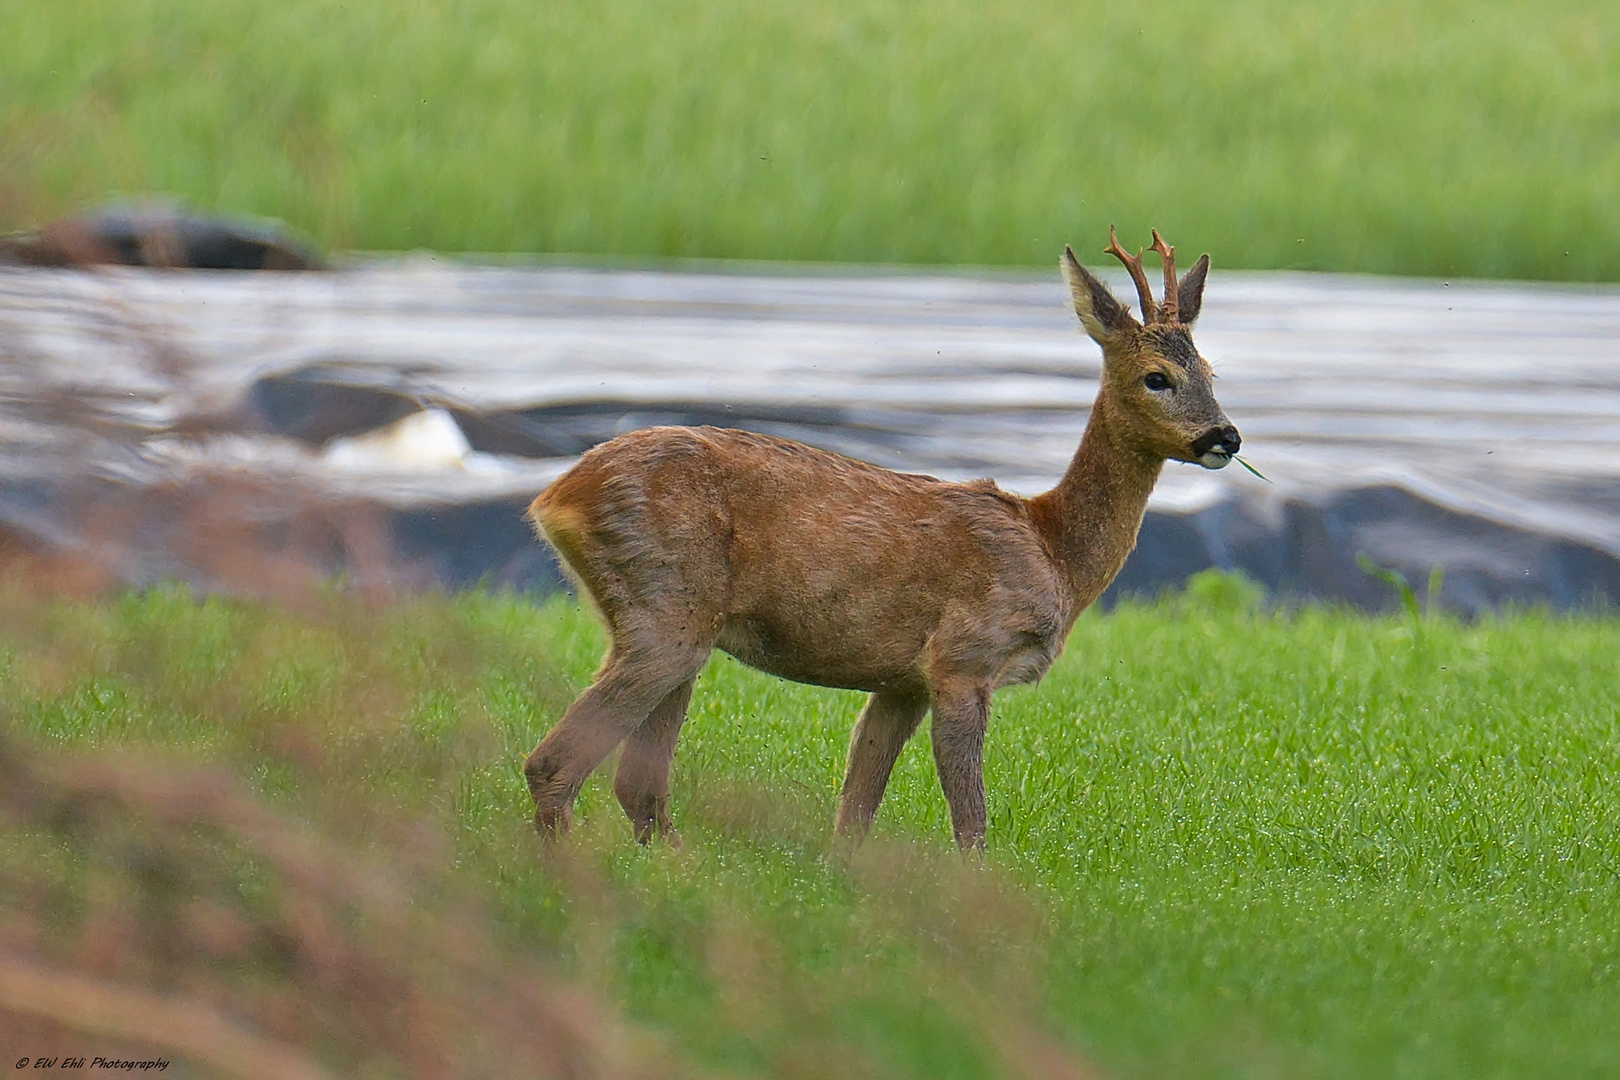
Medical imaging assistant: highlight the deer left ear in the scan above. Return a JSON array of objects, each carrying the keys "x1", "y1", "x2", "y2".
[
  {"x1": 1176, "y1": 254, "x2": 1210, "y2": 326},
  {"x1": 1062, "y1": 246, "x2": 1140, "y2": 346}
]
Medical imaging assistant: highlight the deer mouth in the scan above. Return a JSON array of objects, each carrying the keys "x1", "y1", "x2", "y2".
[{"x1": 1190, "y1": 425, "x2": 1241, "y2": 469}]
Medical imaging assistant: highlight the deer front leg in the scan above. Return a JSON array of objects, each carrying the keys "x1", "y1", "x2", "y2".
[
  {"x1": 834, "y1": 686, "x2": 928, "y2": 838},
  {"x1": 614, "y1": 678, "x2": 695, "y2": 844},
  {"x1": 929, "y1": 679, "x2": 991, "y2": 850}
]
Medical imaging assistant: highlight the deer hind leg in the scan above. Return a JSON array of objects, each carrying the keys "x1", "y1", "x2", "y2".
[
  {"x1": 525, "y1": 643, "x2": 708, "y2": 839},
  {"x1": 834, "y1": 687, "x2": 928, "y2": 838},
  {"x1": 929, "y1": 679, "x2": 992, "y2": 850},
  {"x1": 614, "y1": 677, "x2": 695, "y2": 843}
]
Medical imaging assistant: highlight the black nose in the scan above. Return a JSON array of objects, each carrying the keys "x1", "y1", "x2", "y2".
[{"x1": 1191, "y1": 425, "x2": 1241, "y2": 457}]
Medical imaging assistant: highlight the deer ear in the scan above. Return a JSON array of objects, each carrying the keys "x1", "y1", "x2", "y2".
[
  {"x1": 1175, "y1": 254, "x2": 1210, "y2": 326},
  {"x1": 1062, "y1": 246, "x2": 1138, "y2": 346}
]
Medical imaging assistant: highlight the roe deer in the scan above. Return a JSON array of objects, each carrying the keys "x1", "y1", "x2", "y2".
[{"x1": 524, "y1": 229, "x2": 1240, "y2": 849}]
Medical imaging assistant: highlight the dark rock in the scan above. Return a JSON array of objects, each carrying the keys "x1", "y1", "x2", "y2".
[
  {"x1": 0, "y1": 475, "x2": 561, "y2": 600},
  {"x1": 389, "y1": 498, "x2": 561, "y2": 592},
  {"x1": 248, "y1": 368, "x2": 422, "y2": 446},
  {"x1": 1103, "y1": 486, "x2": 1620, "y2": 614},
  {"x1": 453, "y1": 401, "x2": 866, "y2": 459},
  {"x1": 0, "y1": 203, "x2": 325, "y2": 271}
]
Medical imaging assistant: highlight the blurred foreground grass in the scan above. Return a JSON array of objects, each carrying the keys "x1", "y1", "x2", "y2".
[
  {"x1": 3, "y1": 581, "x2": 1619, "y2": 1078},
  {"x1": 2, "y1": 0, "x2": 1618, "y2": 279}
]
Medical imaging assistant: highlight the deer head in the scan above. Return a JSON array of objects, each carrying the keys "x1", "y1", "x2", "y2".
[{"x1": 1059, "y1": 227, "x2": 1239, "y2": 469}]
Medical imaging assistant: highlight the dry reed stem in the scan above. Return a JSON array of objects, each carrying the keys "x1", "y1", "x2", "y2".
[
  {"x1": 0, "y1": 730, "x2": 684, "y2": 1080},
  {"x1": 0, "y1": 956, "x2": 334, "y2": 1080}
]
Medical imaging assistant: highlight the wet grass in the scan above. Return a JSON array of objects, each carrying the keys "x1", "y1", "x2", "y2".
[
  {"x1": 3, "y1": 580, "x2": 1620, "y2": 1078},
  {"x1": 3, "y1": 0, "x2": 1619, "y2": 280}
]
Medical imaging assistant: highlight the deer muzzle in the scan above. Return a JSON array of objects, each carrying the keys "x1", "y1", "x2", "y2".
[{"x1": 1191, "y1": 424, "x2": 1241, "y2": 469}]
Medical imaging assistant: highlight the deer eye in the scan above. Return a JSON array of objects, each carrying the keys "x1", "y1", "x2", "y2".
[{"x1": 1143, "y1": 372, "x2": 1172, "y2": 391}]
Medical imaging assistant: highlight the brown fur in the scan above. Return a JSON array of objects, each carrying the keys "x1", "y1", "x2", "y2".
[{"x1": 523, "y1": 233, "x2": 1239, "y2": 848}]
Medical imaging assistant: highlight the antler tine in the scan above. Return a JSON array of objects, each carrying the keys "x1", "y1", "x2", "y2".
[
  {"x1": 1149, "y1": 229, "x2": 1178, "y2": 324},
  {"x1": 1104, "y1": 225, "x2": 1157, "y2": 324}
]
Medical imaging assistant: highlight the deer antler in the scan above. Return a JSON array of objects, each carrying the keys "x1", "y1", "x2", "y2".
[
  {"x1": 1104, "y1": 225, "x2": 1157, "y2": 324},
  {"x1": 1149, "y1": 230, "x2": 1179, "y2": 324}
]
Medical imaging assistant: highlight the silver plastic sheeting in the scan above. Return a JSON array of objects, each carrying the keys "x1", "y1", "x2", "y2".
[{"x1": 1, "y1": 260, "x2": 1617, "y2": 611}]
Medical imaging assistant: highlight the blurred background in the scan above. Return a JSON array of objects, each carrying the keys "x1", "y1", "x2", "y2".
[
  {"x1": 5, "y1": 0, "x2": 1618, "y2": 278},
  {"x1": 5, "y1": 5, "x2": 1620, "y2": 1079},
  {"x1": 3, "y1": 0, "x2": 1619, "y2": 611}
]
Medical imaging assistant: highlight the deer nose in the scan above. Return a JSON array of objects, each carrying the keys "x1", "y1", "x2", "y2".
[{"x1": 1191, "y1": 425, "x2": 1241, "y2": 458}]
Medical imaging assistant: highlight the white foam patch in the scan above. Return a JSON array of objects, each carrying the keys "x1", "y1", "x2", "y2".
[{"x1": 323, "y1": 407, "x2": 471, "y2": 471}]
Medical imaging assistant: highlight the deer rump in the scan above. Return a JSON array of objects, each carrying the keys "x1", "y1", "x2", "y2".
[{"x1": 532, "y1": 425, "x2": 1072, "y2": 696}]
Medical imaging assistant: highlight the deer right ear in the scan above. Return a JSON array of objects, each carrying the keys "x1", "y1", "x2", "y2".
[
  {"x1": 1062, "y1": 246, "x2": 1138, "y2": 346},
  {"x1": 1175, "y1": 254, "x2": 1211, "y2": 326}
]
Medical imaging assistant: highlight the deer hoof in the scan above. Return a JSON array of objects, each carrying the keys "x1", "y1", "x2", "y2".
[{"x1": 534, "y1": 803, "x2": 572, "y2": 840}]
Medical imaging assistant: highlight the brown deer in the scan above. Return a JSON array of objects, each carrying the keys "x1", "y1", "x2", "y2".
[{"x1": 523, "y1": 229, "x2": 1240, "y2": 849}]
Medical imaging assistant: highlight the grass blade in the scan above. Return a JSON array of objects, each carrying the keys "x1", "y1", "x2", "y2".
[{"x1": 1234, "y1": 455, "x2": 1272, "y2": 482}]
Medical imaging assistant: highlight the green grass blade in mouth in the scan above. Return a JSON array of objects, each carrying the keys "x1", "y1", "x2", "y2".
[{"x1": 1234, "y1": 454, "x2": 1271, "y2": 482}]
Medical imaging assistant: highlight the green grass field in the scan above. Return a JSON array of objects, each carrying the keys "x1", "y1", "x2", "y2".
[
  {"x1": 4, "y1": 580, "x2": 1619, "y2": 1078},
  {"x1": 3, "y1": 0, "x2": 1619, "y2": 280}
]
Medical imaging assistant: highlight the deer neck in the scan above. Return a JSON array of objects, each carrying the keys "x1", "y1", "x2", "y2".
[{"x1": 1030, "y1": 392, "x2": 1164, "y2": 611}]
